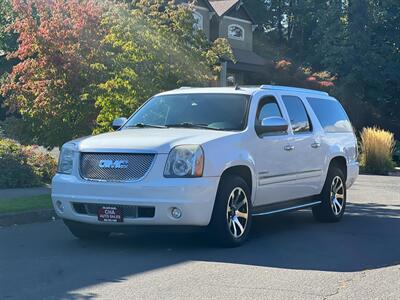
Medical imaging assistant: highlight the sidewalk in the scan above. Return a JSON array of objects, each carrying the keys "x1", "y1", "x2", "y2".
[{"x1": 0, "y1": 185, "x2": 51, "y2": 200}]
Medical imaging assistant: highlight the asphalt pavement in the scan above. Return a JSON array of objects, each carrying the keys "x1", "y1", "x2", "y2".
[{"x1": 0, "y1": 175, "x2": 399, "y2": 299}]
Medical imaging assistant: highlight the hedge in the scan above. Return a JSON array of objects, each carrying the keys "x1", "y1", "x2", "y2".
[{"x1": 0, "y1": 138, "x2": 57, "y2": 188}]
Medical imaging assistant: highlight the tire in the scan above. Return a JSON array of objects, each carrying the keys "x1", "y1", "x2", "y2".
[
  {"x1": 209, "y1": 175, "x2": 252, "y2": 247},
  {"x1": 312, "y1": 166, "x2": 346, "y2": 222},
  {"x1": 63, "y1": 219, "x2": 110, "y2": 240}
]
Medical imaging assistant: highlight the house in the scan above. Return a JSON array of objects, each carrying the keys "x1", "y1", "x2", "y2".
[{"x1": 180, "y1": 0, "x2": 267, "y2": 86}]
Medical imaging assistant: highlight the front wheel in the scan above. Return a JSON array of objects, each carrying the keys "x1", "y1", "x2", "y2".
[
  {"x1": 312, "y1": 166, "x2": 346, "y2": 222},
  {"x1": 209, "y1": 175, "x2": 252, "y2": 247}
]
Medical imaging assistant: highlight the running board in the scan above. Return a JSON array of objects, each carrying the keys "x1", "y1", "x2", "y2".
[{"x1": 252, "y1": 197, "x2": 321, "y2": 217}]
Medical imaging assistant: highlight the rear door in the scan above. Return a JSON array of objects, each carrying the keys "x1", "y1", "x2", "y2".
[{"x1": 279, "y1": 94, "x2": 325, "y2": 197}]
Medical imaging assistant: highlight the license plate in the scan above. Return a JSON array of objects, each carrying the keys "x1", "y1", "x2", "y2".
[{"x1": 98, "y1": 206, "x2": 123, "y2": 223}]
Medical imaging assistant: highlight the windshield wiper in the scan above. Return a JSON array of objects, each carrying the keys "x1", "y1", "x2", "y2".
[
  {"x1": 125, "y1": 123, "x2": 167, "y2": 129},
  {"x1": 166, "y1": 122, "x2": 222, "y2": 130}
]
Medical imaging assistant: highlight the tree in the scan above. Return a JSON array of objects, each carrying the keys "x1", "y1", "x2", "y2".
[
  {"x1": 0, "y1": 0, "x2": 18, "y2": 121},
  {"x1": 93, "y1": 0, "x2": 233, "y2": 133},
  {"x1": 1, "y1": 0, "x2": 105, "y2": 147},
  {"x1": 2, "y1": 0, "x2": 233, "y2": 145},
  {"x1": 245, "y1": 0, "x2": 400, "y2": 135}
]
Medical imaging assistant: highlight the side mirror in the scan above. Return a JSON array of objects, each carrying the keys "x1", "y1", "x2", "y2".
[
  {"x1": 112, "y1": 117, "x2": 128, "y2": 131},
  {"x1": 256, "y1": 117, "x2": 288, "y2": 135}
]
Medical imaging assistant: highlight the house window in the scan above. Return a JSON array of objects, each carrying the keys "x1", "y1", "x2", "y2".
[
  {"x1": 228, "y1": 24, "x2": 244, "y2": 41},
  {"x1": 193, "y1": 12, "x2": 203, "y2": 30}
]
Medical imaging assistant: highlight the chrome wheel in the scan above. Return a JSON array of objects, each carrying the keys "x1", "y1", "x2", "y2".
[
  {"x1": 330, "y1": 176, "x2": 345, "y2": 216},
  {"x1": 226, "y1": 187, "x2": 249, "y2": 238}
]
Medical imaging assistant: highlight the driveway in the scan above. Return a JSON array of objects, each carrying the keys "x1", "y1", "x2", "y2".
[{"x1": 0, "y1": 175, "x2": 399, "y2": 299}]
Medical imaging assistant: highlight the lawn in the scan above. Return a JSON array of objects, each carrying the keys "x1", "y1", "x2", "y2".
[{"x1": 0, "y1": 194, "x2": 53, "y2": 214}]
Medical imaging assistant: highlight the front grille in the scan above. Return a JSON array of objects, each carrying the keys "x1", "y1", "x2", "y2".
[
  {"x1": 80, "y1": 153, "x2": 155, "y2": 182},
  {"x1": 73, "y1": 203, "x2": 155, "y2": 219}
]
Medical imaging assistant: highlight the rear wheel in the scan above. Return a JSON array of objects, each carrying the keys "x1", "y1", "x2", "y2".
[
  {"x1": 63, "y1": 219, "x2": 110, "y2": 240},
  {"x1": 209, "y1": 175, "x2": 252, "y2": 247},
  {"x1": 312, "y1": 166, "x2": 346, "y2": 222}
]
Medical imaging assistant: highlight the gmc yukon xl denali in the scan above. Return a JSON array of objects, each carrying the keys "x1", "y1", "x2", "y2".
[{"x1": 52, "y1": 85, "x2": 359, "y2": 246}]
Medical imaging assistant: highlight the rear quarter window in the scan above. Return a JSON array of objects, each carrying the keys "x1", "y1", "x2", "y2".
[{"x1": 307, "y1": 97, "x2": 353, "y2": 133}]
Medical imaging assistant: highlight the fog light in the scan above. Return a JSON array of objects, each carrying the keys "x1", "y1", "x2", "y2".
[
  {"x1": 171, "y1": 207, "x2": 182, "y2": 219},
  {"x1": 55, "y1": 200, "x2": 64, "y2": 213}
]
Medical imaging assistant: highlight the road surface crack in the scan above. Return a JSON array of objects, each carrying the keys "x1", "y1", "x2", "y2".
[{"x1": 323, "y1": 271, "x2": 367, "y2": 299}]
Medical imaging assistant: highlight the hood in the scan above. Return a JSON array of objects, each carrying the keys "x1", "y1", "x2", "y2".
[{"x1": 78, "y1": 128, "x2": 237, "y2": 153}]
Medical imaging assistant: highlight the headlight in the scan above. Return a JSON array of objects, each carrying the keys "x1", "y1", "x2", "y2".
[
  {"x1": 164, "y1": 145, "x2": 204, "y2": 178},
  {"x1": 57, "y1": 143, "x2": 76, "y2": 174}
]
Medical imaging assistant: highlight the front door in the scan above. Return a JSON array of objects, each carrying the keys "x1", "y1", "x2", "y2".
[{"x1": 253, "y1": 95, "x2": 300, "y2": 206}]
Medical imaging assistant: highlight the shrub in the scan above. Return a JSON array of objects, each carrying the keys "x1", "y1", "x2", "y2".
[
  {"x1": 360, "y1": 127, "x2": 395, "y2": 175},
  {"x1": 22, "y1": 146, "x2": 57, "y2": 183},
  {"x1": 0, "y1": 138, "x2": 57, "y2": 188}
]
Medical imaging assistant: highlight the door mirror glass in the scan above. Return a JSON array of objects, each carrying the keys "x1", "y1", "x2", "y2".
[
  {"x1": 256, "y1": 117, "x2": 288, "y2": 135},
  {"x1": 112, "y1": 117, "x2": 127, "y2": 130}
]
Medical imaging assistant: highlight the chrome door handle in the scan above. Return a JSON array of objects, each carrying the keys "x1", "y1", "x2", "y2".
[
  {"x1": 311, "y1": 142, "x2": 321, "y2": 148},
  {"x1": 284, "y1": 145, "x2": 295, "y2": 151}
]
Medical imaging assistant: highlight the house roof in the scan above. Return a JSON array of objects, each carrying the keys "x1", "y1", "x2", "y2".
[
  {"x1": 231, "y1": 48, "x2": 266, "y2": 66},
  {"x1": 226, "y1": 48, "x2": 271, "y2": 74},
  {"x1": 208, "y1": 0, "x2": 256, "y2": 24},
  {"x1": 208, "y1": 0, "x2": 238, "y2": 16}
]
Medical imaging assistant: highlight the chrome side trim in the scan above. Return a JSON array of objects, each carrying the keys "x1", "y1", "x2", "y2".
[
  {"x1": 258, "y1": 169, "x2": 322, "y2": 180},
  {"x1": 258, "y1": 169, "x2": 322, "y2": 186},
  {"x1": 252, "y1": 201, "x2": 321, "y2": 217}
]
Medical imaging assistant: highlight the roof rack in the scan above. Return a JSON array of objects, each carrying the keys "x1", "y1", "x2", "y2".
[{"x1": 260, "y1": 85, "x2": 329, "y2": 96}]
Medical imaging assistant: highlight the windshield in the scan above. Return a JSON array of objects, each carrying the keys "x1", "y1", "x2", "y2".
[{"x1": 123, "y1": 93, "x2": 250, "y2": 131}]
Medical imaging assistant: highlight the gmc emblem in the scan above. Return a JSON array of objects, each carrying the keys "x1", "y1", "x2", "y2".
[{"x1": 99, "y1": 160, "x2": 129, "y2": 169}]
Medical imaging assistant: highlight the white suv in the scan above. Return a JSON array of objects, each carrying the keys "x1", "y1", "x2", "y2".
[{"x1": 52, "y1": 85, "x2": 359, "y2": 246}]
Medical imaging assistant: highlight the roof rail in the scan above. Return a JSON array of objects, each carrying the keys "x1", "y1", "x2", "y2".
[
  {"x1": 260, "y1": 85, "x2": 329, "y2": 96},
  {"x1": 179, "y1": 86, "x2": 192, "y2": 89}
]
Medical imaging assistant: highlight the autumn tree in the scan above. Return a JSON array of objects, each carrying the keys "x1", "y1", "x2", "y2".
[
  {"x1": 2, "y1": 0, "x2": 233, "y2": 144},
  {"x1": 0, "y1": 0, "x2": 18, "y2": 121},
  {"x1": 1, "y1": 0, "x2": 105, "y2": 147}
]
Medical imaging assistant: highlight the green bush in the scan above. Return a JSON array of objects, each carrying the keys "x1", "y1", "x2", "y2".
[{"x1": 0, "y1": 138, "x2": 57, "y2": 188}]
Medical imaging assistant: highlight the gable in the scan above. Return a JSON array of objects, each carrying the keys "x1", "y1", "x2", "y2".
[
  {"x1": 224, "y1": 4, "x2": 253, "y2": 23},
  {"x1": 208, "y1": 0, "x2": 238, "y2": 16},
  {"x1": 208, "y1": 0, "x2": 255, "y2": 24}
]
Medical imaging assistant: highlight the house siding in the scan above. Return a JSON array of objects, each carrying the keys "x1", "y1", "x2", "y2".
[
  {"x1": 194, "y1": 6, "x2": 211, "y2": 39},
  {"x1": 219, "y1": 17, "x2": 253, "y2": 51}
]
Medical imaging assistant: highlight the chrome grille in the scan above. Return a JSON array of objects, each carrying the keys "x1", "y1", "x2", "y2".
[{"x1": 80, "y1": 153, "x2": 155, "y2": 182}]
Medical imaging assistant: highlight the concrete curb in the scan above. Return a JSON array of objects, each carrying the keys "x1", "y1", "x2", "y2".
[{"x1": 0, "y1": 209, "x2": 58, "y2": 227}]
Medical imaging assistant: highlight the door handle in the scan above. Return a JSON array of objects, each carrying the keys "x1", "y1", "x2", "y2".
[
  {"x1": 284, "y1": 145, "x2": 295, "y2": 151},
  {"x1": 311, "y1": 142, "x2": 321, "y2": 149}
]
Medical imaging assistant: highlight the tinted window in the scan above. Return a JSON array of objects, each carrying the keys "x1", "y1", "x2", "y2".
[
  {"x1": 307, "y1": 98, "x2": 353, "y2": 133},
  {"x1": 282, "y1": 95, "x2": 311, "y2": 133},
  {"x1": 124, "y1": 94, "x2": 249, "y2": 131},
  {"x1": 257, "y1": 96, "x2": 282, "y2": 122}
]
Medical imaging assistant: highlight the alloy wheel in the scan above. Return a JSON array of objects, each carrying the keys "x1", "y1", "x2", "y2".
[
  {"x1": 226, "y1": 187, "x2": 249, "y2": 238},
  {"x1": 330, "y1": 176, "x2": 345, "y2": 215}
]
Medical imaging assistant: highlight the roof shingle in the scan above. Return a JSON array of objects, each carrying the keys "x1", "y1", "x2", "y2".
[{"x1": 208, "y1": 0, "x2": 239, "y2": 16}]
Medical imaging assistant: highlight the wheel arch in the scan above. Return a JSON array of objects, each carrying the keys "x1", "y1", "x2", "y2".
[
  {"x1": 218, "y1": 164, "x2": 255, "y2": 203},
  {"x1": 328, "y1": 156, "x2": 347, "y2": 181}
]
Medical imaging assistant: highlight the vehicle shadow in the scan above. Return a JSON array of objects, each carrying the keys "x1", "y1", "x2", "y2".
[
  {"x1": 2, "y1": 202, "x2": 400, "y2": 300},
  {"x1": 102, "y1": 201, "x2": 400, "y2": 273}
]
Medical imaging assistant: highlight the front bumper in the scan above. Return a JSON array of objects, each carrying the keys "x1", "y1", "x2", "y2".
[{"x1": 52, "y1": 174, "x2": 220, "y2": 226}]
